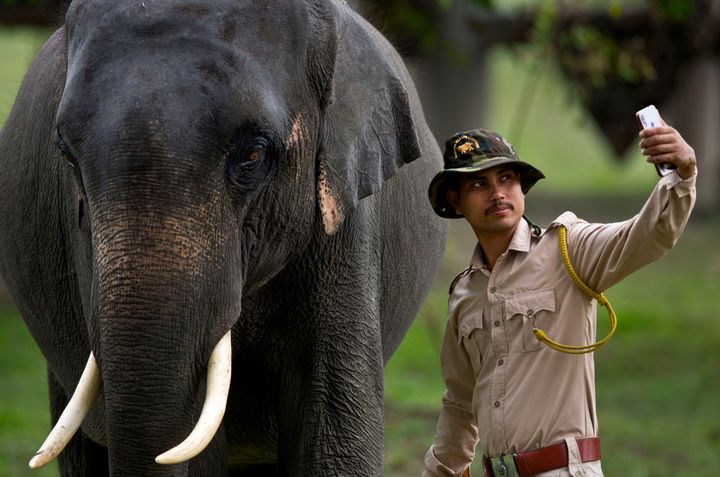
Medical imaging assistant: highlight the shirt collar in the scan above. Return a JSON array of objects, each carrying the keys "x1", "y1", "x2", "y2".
[
  {"x1": 508, "y1": 217, "x2": 532, "y2": 253},
  {"x1": 469, "y1": 218, "x2": 533, "y2": 270}
]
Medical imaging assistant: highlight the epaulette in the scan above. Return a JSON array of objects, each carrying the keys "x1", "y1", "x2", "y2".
[{"x1": 449, "y1": 266, "x2": 473, "y2": 295}]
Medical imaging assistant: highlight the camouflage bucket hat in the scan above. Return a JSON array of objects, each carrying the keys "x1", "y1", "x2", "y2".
[{"x1": 428, "y1": 129, "x2": 545, "y2": 219}]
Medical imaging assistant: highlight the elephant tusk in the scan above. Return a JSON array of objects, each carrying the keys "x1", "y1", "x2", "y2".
[
  {"x1": 155, "y1": 330, "x2": 232, "y2": 465},
  {"x1": 29, "y1": 353, "x2": 101, "y2": 469}
]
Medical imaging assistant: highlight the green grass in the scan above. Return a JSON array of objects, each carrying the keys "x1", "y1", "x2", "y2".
[
  {"x1": 0, "y1": 306, "x2": 57, "y2": 477},
  {"x1": 2, "y1": 24, "x2": 719, "y2": 477}
]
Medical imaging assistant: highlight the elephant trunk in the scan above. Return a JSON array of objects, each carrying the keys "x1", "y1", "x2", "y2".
[{"x1": 87, "y1": 198, "x2": 240, "y2": 475}]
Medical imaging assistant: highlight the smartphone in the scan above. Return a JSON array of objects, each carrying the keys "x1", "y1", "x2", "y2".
[{"x1": 636, "y1": 105, "x2": 676, "y2": 177}]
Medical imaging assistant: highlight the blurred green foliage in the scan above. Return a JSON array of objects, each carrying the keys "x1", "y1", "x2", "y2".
[
  {"x1": 652, "y1": 0, "x2": 694, "y2": 21},
  {"x1": 0, "y1": 27, "x2": 52, "y2": 122},
  {"x1": 0, "y1": 0, "x2": 49, "y2": 7},
  {"x1": 556, "y1": 25, "x2": 657, "y2": 91},
  {"x1": 533, "y1": 0, "x2": 694, "y2": 95},
  {"x1": 368, "y1": 0, "x2": 493, "y2": 54},
  {"x1": 373, "y1": 0, "x2": 696, "y2": 51}
]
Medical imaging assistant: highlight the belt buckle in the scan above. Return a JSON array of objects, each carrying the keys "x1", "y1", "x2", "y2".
[{"x1": 489, "y1": 453, "x2": 519, "y2": 477}]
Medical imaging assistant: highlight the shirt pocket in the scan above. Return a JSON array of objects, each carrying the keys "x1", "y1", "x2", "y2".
[
  {"x1": 504, "y1": 289, "x2": 556, "y2": 352},
  {"x1": 457, "y1": 309, "x2": 487, "y2": 372}
]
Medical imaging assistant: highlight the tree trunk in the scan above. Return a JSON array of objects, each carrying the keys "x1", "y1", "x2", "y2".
[{"x1": 664, "y1": 56, "x2": 720, "y2": 212}]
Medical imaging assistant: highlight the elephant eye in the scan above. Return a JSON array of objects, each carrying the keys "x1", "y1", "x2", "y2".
[
  {"x1": 243, "y1": 138, "x2": 268, "y2": 163},
  {"x1": 225, "y1": 135, "x2": 276, "y2": 194},
  {"x1": 55, "y1": 129, "x2": 77, "y2": 168}
]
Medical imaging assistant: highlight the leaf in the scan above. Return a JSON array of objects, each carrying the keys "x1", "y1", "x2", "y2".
[
  {"x1": 653, "y1": 0, "x2": 694, "y2": 21},
  {"x1": 461, "y1": 0, "x2": 495, "y2": 9}
]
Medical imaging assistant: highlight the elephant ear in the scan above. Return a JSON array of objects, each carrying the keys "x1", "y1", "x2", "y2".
[{"x1": 315, "y1": 7, "x2": 422, "y2": 235}]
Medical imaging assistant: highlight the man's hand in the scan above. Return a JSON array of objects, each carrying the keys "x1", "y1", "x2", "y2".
[{"x1": 639, "y1": 122, "x2": 697, "y2": 180}]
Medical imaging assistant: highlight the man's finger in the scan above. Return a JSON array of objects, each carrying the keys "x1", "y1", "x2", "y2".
[
  {"x1": 641, "y1": 144, "x2": 677, "y2": 156},
  {"x1": 639, "y1": 125, "x2": 675, "y2": 138},
  {"x1": 640, "y1": 132, "x2": 679, "y2": 148}
]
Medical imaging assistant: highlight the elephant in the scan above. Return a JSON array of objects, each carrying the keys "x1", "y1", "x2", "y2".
[{"x1": 0, "y1": 0, "x2": 447, "y2": 476}]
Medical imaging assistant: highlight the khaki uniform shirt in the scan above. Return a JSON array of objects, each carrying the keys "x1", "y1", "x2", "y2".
[{"x1": 423, "y1": 172, "x2": 696, "y2": 476}]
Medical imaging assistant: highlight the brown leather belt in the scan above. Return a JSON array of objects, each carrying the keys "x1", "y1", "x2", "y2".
[{"x1": 482, "y1": 437, "x2": 601, "y2": 477}]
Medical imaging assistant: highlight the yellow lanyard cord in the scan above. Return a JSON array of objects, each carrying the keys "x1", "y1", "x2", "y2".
[{"x1": 531, "y1": 225, "x2": 618, "y2": 354}]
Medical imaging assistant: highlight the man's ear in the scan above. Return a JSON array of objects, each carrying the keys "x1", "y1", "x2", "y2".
[{"x1": 447, "y1": 189, "x2": 461, "y2": 216}]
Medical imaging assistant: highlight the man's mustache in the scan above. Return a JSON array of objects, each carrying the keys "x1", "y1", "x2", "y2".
[{"x1": 485, "y1": 201, "x2": 514, "y2": 216}]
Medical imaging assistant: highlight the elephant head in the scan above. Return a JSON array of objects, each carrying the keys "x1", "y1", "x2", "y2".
[{"x1": 0, "y1": 0, "x2": 444, "y2": 475}]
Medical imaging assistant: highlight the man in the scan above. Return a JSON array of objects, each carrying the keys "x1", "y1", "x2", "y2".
[{"x1": 423, "y1": 126, "x2": 696, "y2": 477}]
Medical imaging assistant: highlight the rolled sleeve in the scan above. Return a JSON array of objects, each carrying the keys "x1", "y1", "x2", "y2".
[
  {"x1": 423, "y1": 446, "x2": 470, "y2": 477},
  {"x1": 555, "y1": 171, "x2": 696, "y2": 291},
  {"x1": 423, "y1": 308, "x2": 478, "y2": 476}
]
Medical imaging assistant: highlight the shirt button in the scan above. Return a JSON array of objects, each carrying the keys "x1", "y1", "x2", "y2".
[
  {"x1": 494, "y1": 320, "x2": 500, "y2": 327},
  {"x1": 494, "y1": 401, "x2": 501, "y2": 408},
  {"x1": 489, "y1": 287, "x2": 497, "y2": 294},
  {"x1": 498, "y1": 359, "x2": 504, "y2": 366},
  {"x1": 527, "y1": 309, "x2": 534, "y2": 316}
]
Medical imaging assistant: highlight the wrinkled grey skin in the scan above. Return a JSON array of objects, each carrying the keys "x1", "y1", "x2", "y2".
[{"x1": 0, "y1": 0, "x2": 446, "y2": 476}]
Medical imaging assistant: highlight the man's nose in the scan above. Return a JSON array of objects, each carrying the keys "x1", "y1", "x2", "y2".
[{"x1": 489, "y1": 180, "x2": 505, "y2": 199}]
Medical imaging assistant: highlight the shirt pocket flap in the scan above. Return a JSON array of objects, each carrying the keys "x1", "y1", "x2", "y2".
[
  {"x1": 504, "y1": 289, "x2": 556, "y2": 320},
  {"x1": 458, "y1": 310, "x2": 484, "y2": 341}
]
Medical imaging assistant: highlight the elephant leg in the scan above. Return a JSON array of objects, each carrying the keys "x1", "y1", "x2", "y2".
[
  {"x1": 47, "y1": 367, "x2": 109, "y2": 477},
  {"x1": 276, "y1": 315, "x2": 385, "y2": 476}
]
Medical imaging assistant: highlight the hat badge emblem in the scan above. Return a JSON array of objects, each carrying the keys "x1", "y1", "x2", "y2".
[{"x1": 453, "y1": 135, "x2": 480, "y2": 159}]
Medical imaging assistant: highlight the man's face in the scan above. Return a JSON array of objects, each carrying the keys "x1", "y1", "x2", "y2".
[{"x1": 447, "y1": 166, "x2": 525, "y2": 238}]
